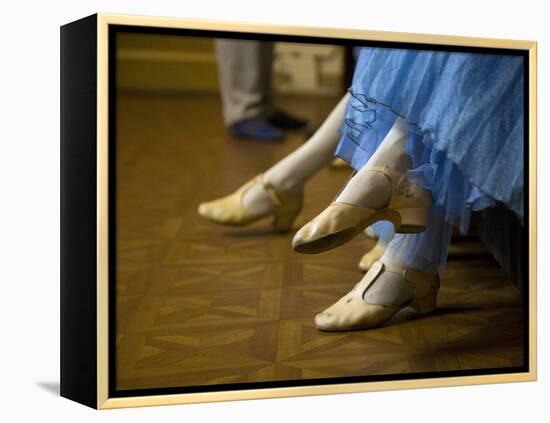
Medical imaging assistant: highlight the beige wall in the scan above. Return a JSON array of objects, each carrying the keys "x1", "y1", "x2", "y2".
[
  {"x1": 273, "y1": 42, "x2": 344, "y2": 95},
  {"x1": 117, "y1": 33, "x2": 345, "y2": 95}
]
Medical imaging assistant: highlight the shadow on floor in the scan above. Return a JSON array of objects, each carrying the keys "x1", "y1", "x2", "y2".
[{"x1": 36, "y1": 381, "x2": 60, "y2": 396}]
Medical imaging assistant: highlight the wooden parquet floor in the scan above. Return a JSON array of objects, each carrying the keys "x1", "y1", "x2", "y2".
[{"x1": 115, "y1": 93, "x2": 525, "y2": 391}]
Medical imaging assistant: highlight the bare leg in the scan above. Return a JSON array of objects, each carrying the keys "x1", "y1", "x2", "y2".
[
  {"x1": 198, "y1": 92, "x2": 352, "y2": 229},
  {"x1": 361, "y1": 209, "x2": 450, "y2": 306},
  {"x1": 242, "y1": 92, "x2": 350, "y2": 214},
  {"x1": 335, "y1": 117, "x2": 411, "y2": 208}
]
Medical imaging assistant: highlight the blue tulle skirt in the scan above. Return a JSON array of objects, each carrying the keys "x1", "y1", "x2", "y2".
[{"x1": 335, "y1": 47, "x2": 524, "y2": 269}]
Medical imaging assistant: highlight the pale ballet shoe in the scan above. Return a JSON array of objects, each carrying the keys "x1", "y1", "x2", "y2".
[
  {"x1": 314, "y1": 261, "x2": 440, "y2": 331},
  {"x1": 330, "y1": 157, "x2": 349, "y2": 169},
  {"x1": 358, "y1": 243, "x2": 386, "y2": 272},
  {"x1": 292, "y1": 165, "x2": 431, "y2": 254},
  {"x1": 364, "y1": 227, "x2": 379, "y2": 241},
  {"x1": 198, "y1": 174, "x2": 303, "y2": 232}
]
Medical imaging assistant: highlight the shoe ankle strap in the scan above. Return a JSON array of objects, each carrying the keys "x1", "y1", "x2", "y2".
[
  {"x1": 258, "y1": 175, "x2": 282, "y2": 207},
  {"x1": 382, "y1": 262, "x2": 407, "y2": 276},
  {"x1": 356, "y1": 261, "x2": 439, "y2": 300},
  {"x1": 375, "y1": 260, "x2": 425, "y2": 276},
  {"x1": 364, "y1": 165, "x2": 408, "y2": 185},
  {"x1": 381, "y1": 261, "x2": 439, "y2": 284},
  {"x1": 331, "y1": 165, "x2": 397, "y2": 202},
  {"x1": 363, "y1": 165, "x2": 388, "y2": 174}
]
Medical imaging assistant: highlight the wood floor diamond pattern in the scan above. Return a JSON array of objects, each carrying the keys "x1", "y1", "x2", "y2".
[{"x1": 115, "y1": 93, "x2": 524, "y2": 390}]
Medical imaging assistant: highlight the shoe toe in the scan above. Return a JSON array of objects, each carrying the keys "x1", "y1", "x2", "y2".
[
  {"x1": 292, "y1": 204, "x2": 366, "y2": 254},
  {"x1": 291, "y1": 228, "x2": 315, "y2": 253},
  {"x1": 358, "y1": 245, "x2": 385, "y2": 272},
  {"x1": 291, "y1": 225, "x2": 309, "y2": 248},
  {"x1": 358, "y1": 256, "x2": 370, "y2": 272},
  {"x1": 314, "y1": 311, "x2": 337, "y2": 331},
  {"x1": 197, "y1": 202, "x2": 211, "y2": 218},
  {"x1": 292, "y1": 216, "x2": 327, "y2": 246},
  {"x1": 198, "y1": 200, "x2": 229, "y2": 223},
  {"x1": 292, "y1": 220, "x2": 341, "y2": 254}
]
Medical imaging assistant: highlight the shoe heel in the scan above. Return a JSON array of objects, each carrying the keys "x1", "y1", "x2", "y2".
[
  {"x1": 272, "y1": 198, "x2": 302, "y2": 232},
  {"x1": 272, "y1": 209, "x2": 300, "y2": 232},
  {"x1": 410, "y1": 292, "x2": 437, "y2": 314},
  {"x1": 395, "y1": 207, "x2": 429, "y2": 233}
]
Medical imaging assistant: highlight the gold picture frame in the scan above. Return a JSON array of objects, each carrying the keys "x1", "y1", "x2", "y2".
[{"x1": 60, "y1": 13, "x2": 537, "y2": 409}]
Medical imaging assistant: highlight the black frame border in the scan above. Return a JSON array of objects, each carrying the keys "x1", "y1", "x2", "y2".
[{"x1": 60, "y1": 14, "x2": 99, "y2": 409}]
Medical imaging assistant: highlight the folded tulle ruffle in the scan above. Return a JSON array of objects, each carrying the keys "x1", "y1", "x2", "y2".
[
  {"x1": 336, "y1": 87, "x2": 523, "y2": 234},
  {"x1": 337, "y1": 47, "x2": 524, "y2": 224},
  {"x1": 334, "y1": 47, "x2": 524, "y2": 269}
]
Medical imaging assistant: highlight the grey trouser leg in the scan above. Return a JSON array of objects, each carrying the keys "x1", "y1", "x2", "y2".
[{"x1": 215, "y1": 39, "x2": 274, "y2": 126}]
